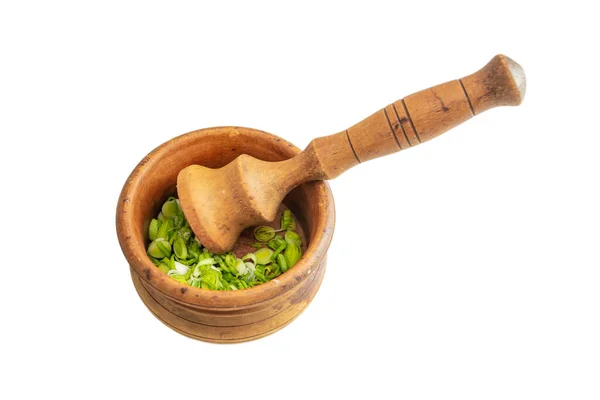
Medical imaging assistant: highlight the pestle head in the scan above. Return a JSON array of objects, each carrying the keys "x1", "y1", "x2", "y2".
[{"x1": 177, "y1": 155, "x2": 285, "y2": 253}]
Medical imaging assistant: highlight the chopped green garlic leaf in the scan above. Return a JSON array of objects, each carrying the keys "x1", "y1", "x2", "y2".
[
  {"x1": 284, "y1": 242, "x2": 301, "y2": 268},
  {"x1": 162, "y1": 197, "x2": 180, "y2": 218},
  {"x1": 271, "y1": 243, "x2": 287, "y2": 261},
  {"x1": 156, "y1": 219, "x2": 172, "y2": 240},
  {"x1": 173, "y1": 261, "x2": 190, "y2": 275},
  {"x1": 158, "y1": 263, "x2": 171, "y2": 274},
  {"x1": 225, "y1": 254, "x2": 236, "y2": 269},
  {"x1": 277, "y1": 253, "x2": 288, "y2": 272},
  {"x1": 197, "y1": 258, "x2": 215, "y2": 267},
  {"x1": 255, "y1": 248, "x2": 273, "y2": 265},
  {"x1": 146, "y1": 201, "x2": 304, "y2": 290},
  {"x1": 149, "y1": 219, "x2": 160, "y2": 241},
  {"x1": 235, "y1": 258, "x2": 247, "y2": 276},
  {"x1": 281, "y1": 209, "x2": 292, "y2": 230},
  {"x1": 285, "y1": 230, "x2": 301, "y2": 246},
  {"x1": 254, "y1": 226, "x2": 276, "y2": 242},
  {"x1": 242, "y1": 253, "x2": 257, "y2": 264},
  {"x1": 268, "y1": 237, "x2": 287, "y2": 251},
  {"x1": 147, "y1": 239, "x2": 171, "y2": 258},
  {"x1": 173, "y1": 237, "x2": 188, "y2": 259}
]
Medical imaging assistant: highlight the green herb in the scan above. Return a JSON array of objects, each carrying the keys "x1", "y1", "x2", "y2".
[
  {"x1": 147, "y1": 239, "x2": 172, "y2": 258},
  {"x1": 146, "y1": 200, "x2": 304, "y2": 291},
  {"x1": 173, "y1": 237, "x2": 188, "y2": 259},
  {"x1": 156, "y1": 219, "x2": 172, "y2": 240},
  {"x1": 277, "y1": 253, "x2": 288, "y2": 272},
  {"x1": 149, "y1": 257, "x2": 161, "y2": 267},
  {"x1": 254, "y1": 248, "x2": 273, "y2": 265},
  {"x1": 225, "y1": 254, "x2": 236, "y2": 271},
  {"x1": 253, "y1": 226, "x2": 276, "y2": 242},
  {"x1": 176, "y1": 257, "x2": 196, "y2": 266},
  {"x1": 281, "y1": 209, "x2": 292, "y2": 230},
  {"x1": 157, "y1": 263, "x2": 171, "y2": 274},
  {"x1": 285, "y1": 230, "x2": 301, "y2": 245},
  {"x1": 161, "y1": 197, "x2": 180, "y2": 218},
  {"x1": 271, "y1": 242, "x2": 286, "y2": 261},
  {"x1": 268, "y1": 236, "x2": 287, "y2": 250},
  {"x1": 167, "y1": 260, "x2": 190, "y2": 277},
  {"x1": 149, "y1": 219, "x2": 160, "y2": 241},
  {"x1": 234, "y1": 258, "x2": 247, "y2": 276},
  {"x1": 284, "y1": 242, "x2": 302, "y2": 268},
  {"x1": 242, "y1": 253, "x2": 257, "y2": 264}
]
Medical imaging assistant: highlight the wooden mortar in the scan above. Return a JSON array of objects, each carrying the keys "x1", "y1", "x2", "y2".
[{"x1": 116, "y1": 127, "x2": 334, "y2": 343}]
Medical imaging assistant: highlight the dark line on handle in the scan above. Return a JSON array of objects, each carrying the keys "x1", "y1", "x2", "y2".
[
  {"x1": 459, "y1": 79, "x2": 475, "y2": 116},
  {"x1": 383, "y1": 107, "x2": 403, "y2": 150},
  {"x1": 401, "y1": 99, "x2": 421, "y2": 143},
  {"x1": 345, "y1": 129, "x2": 361, "y2": 163},
  {"x1": 392, "y1": 102, "x2": 412, "y2": 147}
]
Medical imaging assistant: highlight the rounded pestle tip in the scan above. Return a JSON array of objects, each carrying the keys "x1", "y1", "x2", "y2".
[{"x1": 500, "y1": 54, "x2": 526, "y2": 105}]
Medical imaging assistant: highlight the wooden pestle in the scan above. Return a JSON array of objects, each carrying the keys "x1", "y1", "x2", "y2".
[{"x1": 178, "y1": 54, "x2": 526, "y2": 253}]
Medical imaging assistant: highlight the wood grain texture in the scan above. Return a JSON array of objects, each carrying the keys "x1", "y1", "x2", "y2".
[
  {"x1": 346, "y1": 108, "x2": 401, "y2": 161},
  {"x1": 177, "y1": 55, "x2": 526, "y2": 253},
  {"x1": 116, "y1": 127, "x2": 334, "y2": 343},
  {"x1": 460, "y1": 54, "x2": 526, "y2": 114},
  {"x1": 131, "y1": 257, "x2": 326, "y2": 343},
  {"x1": 402, "y1": 79, "x2": 474, "y2": 143}
]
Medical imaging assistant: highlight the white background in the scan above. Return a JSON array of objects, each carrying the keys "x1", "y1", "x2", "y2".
[{"x1": 1, "y1": 1, "x2": 599, "y2": 399}]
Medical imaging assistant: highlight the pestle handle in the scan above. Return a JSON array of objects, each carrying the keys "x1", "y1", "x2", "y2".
[
  {"x1": 303, "y1": 54, "x2": 526, "y2": 180},
  {"x1": 177, "y1": 54, "x2": 526, "y2": 253}
]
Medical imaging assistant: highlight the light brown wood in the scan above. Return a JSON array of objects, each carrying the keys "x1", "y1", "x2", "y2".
[
  {"x1": 116, "y1": 127, "x2": 334, "y2": 343},
  {"x1": 178, "y1": 54, "x2": 526, "y2": 253},
  {"x1": 130, "y1": 258, "x2": 326, "y2": 343}
]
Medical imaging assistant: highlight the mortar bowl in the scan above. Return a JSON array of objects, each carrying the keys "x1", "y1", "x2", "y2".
[{"x1": 116, "y1": 127, "x2": 335, "y2": 343}]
